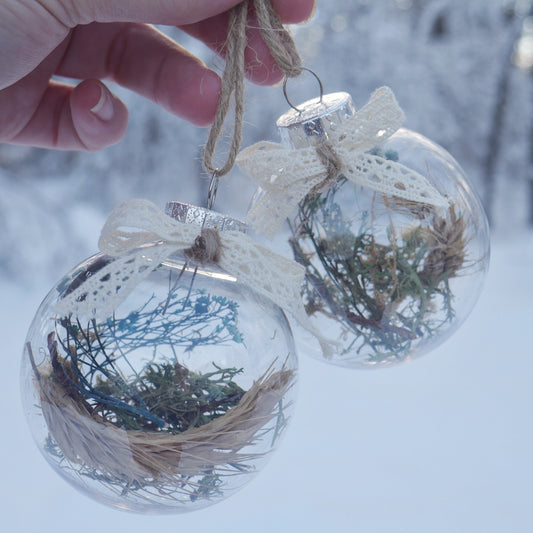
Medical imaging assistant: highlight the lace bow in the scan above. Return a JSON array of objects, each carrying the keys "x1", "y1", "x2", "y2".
[
  {"x1": 53, "y1": 199, "x2": 306, "y2": 322},
  {"x1": 237, "y1": 86, "x2": 449, "y2": 238}
]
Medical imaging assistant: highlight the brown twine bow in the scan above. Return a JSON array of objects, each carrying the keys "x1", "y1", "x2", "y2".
[
  {"x1": 202, "y1": 0, "x2": 303, "y2": 178},
  {"x1": 184, "y1": 228, "x2": 222, "y2": 264}
]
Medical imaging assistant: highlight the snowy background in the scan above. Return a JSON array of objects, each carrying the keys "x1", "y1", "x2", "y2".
[{"x1": 2, "y1": 1, "x2": 533, "y2": 531}]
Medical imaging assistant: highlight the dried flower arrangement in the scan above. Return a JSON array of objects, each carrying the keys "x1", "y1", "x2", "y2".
[
  {"x1": 26, "y1": 284, "x2": 295, "y2": 506},
  {"x1": 289, "y1": 166, "x2": 469, "y2": 365}
]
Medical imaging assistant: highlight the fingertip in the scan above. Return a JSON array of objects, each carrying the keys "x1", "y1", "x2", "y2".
[
  {"x1": 165, "y1": 64, "x2": 222, "y2": 127},
  {"x1": 189, "y1": 69, "x2": 222, "y2": 127},
  {"x1": 302, "y1": 0, "x2": 317, "y2": 23},
  {"x1": 70, "y1": 80, "x2": 129, "y2": 150},
  {"x1": 272, "y1": 0, "x2": 316, "y2": 24},
  {"x1": 247, "y1": 63, "x2": 285, "y2": 86}
]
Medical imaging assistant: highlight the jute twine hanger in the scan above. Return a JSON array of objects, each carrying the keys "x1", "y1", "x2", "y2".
[
  {"x1": 202, "y1": 0, "x2": 343, "y2": 208},
  {"x1": 202, "y1": 0, "x2": 304, "y2": 178}
]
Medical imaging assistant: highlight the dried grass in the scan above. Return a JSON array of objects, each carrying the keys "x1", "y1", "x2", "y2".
[
  {"x1": 421, "y1": 205, "x2": 468, "y2": 282},
  {"x1": 29, "y1": 343, "x2": 294, "y2": 494}
]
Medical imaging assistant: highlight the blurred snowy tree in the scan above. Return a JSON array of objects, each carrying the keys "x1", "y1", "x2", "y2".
[{"x1": 1, "y1": 0, "x2": 532, "y2": 283}]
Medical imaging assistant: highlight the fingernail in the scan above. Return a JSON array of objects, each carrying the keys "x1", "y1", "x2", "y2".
[{"x1": 90, "y1": 83, "x2": 114, "y2": 121}]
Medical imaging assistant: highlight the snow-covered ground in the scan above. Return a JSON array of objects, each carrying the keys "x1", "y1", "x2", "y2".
[{"x1": 1, "y1": 230, "x2": 531, "y2": 532}]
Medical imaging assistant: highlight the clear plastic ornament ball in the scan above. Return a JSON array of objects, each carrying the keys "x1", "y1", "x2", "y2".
[
  {"x1": 21, "y1": 204, "x2": 297, "y2": 513},
  {"x1": 241, "y1": 90, "x2": 490, "y2": 368}
]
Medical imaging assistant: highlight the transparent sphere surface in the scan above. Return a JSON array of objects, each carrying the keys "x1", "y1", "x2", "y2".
[
  {"x1": 21, "y1": 248, "x2": 297, "y2": 513},
  {"x1": 286, "y1": 128, "x2": 490, "y2": 368}
]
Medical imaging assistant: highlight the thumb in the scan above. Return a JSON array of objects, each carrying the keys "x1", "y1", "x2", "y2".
[{"x1": 70, "y1": 79, "x2": 129, "y2": 150}]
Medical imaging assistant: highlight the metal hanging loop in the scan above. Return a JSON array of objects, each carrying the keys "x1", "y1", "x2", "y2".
[
  {"x1": 283, "y1": 67, "x2": 324, "y2": 113},
  {"x1": 206, "y1": 169, "x2": 220, "y2": 212}
]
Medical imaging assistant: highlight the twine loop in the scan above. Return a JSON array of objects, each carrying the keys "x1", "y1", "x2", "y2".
[
  {"x1": 253, "y1": 0, "x2": 303, "y2": 79},
  {"x1": 202, "y1": 0, "x2": 303, "y2": 178}
]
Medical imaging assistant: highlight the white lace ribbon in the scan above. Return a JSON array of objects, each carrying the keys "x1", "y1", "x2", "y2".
[
  {"x1": 237, "y1": 86, "x2": 450, "y2": 238},
  {"x1": 53, "y1": 199, "x2": 307, "y2": 323}
]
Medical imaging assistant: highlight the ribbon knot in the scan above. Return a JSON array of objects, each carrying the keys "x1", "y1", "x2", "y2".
[{"x1": 185, "y1": 228, "x2": 222, "y2": 265}]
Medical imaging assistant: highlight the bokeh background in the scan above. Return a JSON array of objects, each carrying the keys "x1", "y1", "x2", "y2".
[{"x1": 1, "y1": 1, "x2": 532, "y2": 531}]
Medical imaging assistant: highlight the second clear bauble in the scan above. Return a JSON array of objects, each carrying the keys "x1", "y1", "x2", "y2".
[{"x1": 247, "y1": 93, "x2": 490, "y2": 368}]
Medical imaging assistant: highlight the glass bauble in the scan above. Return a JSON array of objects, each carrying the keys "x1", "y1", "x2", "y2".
[
  {"x1": 21, "y1": 204, "x2": 297, "y2": 513},
  {"x1": 247, "y1": 92, "x2": 490, "y2": 368}
]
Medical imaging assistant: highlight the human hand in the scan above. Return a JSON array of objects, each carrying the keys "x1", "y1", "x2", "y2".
[{"x1": 0, "y1": 0, "x2": 315, "y2": 151}]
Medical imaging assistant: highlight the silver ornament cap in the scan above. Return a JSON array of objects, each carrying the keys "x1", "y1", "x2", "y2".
[
  {"x1": 165, "y1": 202, "x2": 247, "y2": 233},
  {"x1": 277, "y1": 92, "x2": 356, "y2": 149}
]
